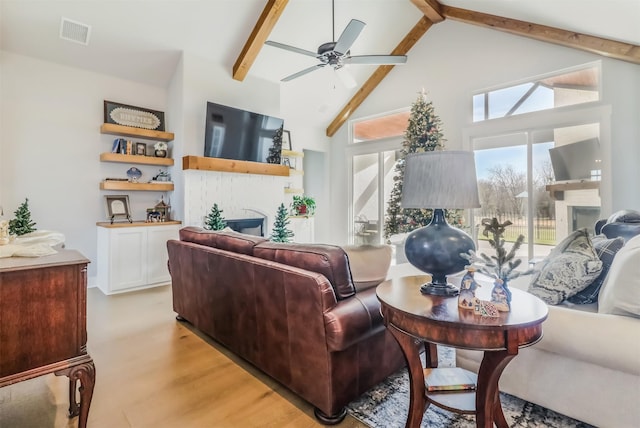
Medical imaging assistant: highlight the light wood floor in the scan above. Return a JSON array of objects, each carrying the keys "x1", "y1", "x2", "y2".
[{"x1": 0, "y1": 285, "x2": 369, "y2": 428}]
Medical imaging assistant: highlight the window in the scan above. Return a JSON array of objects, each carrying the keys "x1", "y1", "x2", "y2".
[{"x1": 473, "y1": 64, "x2": 600, "y2": 122}]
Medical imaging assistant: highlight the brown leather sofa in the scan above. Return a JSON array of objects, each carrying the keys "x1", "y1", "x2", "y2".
[{"x1": 167, "y1": 227, "x2": 405, "y2": 424}]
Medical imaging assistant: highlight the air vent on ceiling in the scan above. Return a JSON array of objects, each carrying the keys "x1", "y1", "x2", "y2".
[{"x1": 59, "y1": 17, "x2": 91, "y2": 45}]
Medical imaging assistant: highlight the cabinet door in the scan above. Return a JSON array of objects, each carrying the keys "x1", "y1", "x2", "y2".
[
  {"x1": 111, "y1": 229, "x2": 147, "y2": 291},
  {"x1": 289, "y1": 217, "x2": 315, "y2": 243},
  {"x1": 146, "y1": 226, "x2": 178, "y2": 285}
]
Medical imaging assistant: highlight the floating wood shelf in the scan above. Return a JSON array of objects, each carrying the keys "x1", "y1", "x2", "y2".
[
  {"x1": 282, "y1": 149, "x2": 304, "y2": 158},
  {"x1": 182, "y1": 156, "x2": 290, "y2": 177},
  {"x1": 100, "y1": 181, "x2": 174, "y2": 191},
  {"x1": 100, "y1": 123, "x2": 174, "y2": 142},
  {"x1": 100, "y1": 153, "x2": 174, "y2": 166},
  {"x1": 284, "y1": 188, "x2": 304, "y2": 194},
  {"x1": 546, "y1": 180, "x2": 600, "y2": 200}
]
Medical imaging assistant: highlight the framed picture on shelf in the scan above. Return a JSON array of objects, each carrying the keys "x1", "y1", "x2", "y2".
[
  {"x1": 135, "y1": 142, "x2": 146, "y2": 156},
  {"x1": 282, "y1": 130, "x2": 292, "y2": 151},
  {"x1": 105, "y1": 195, "x2": 132, "y2": 224}
]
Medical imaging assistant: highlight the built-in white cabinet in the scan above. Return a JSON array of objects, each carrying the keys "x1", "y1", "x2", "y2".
[
  {"x1": 289, "y1": 216, "x2": 314, "y2": 243},
  {"x1": 96, "y1": 221, "x2": 180, "y2": 294}
]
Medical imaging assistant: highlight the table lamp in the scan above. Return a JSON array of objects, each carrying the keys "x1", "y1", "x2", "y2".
[{"x1": 401, "y1": 150, "x2": 481, "y2": 296}]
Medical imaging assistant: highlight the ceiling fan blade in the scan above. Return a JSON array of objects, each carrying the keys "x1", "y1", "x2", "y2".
[
  {"x1": 281, "y1": 64, "x2": 326, "y2": 82},
  {"x1": 335, "y1": 67, "x2": 357, "y2": 89},
  {"x1": 265, "y1": 40, "x2": 318, "y2": 58},
  {"x1": 344, "y1": 55, "x2": 408, "y2": 65},
  {"x1": 333, "y1": 19, "x2": 365, "y2": 55}
]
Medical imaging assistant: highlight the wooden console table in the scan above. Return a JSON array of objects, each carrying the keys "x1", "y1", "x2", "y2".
[
  {"x1": 377, "y1": 275, "x2": 548, "y2": 428},
  {"x1": 0, "y1": 249, "x2": 95, "y2": 427}
]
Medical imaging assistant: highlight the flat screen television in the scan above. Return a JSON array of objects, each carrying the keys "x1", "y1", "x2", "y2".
[
  {"x1": 204, "y1": 102, "x2": 284, "y2": 164},
  {"x1": 548, "y1": 138, "x2": 601, "y2": 182}
]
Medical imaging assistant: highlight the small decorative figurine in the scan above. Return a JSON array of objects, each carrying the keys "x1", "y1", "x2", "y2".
[
  {"x1": 458, "y1": 266, "x2": 480, "y2": 309},
  {"x1": 473, "y1": 299, "x2": 499, "y2": 318},
  {"x1": 0, "y1": 220, "x2": 9, "y2": 245},
  {"x1": 490, "y1": 278, "x2": 512, "y2": 312}
]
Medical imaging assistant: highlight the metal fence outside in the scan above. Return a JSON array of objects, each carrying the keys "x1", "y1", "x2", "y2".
[{"x1": 475, "y1": 211, "x2": 556, "y2": 245}]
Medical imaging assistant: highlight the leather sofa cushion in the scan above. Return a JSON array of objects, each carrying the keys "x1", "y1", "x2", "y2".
[
  {"x1": 179, "y1": 226, "x2": 218, "y2": 248},
  {"x1": 179, "y1": 227, "x2": 268, "y2": 255},
  {"x1": 254, "y1": 242, "x2": 356, "y2": 300},
  {"x1": 214, "y1": 230, "x2": 268, "y2": 255}
]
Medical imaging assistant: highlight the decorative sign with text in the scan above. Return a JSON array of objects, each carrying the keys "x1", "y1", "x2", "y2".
[{"x1": 104, "y1": 100, "x2": 165, "y2": 131}]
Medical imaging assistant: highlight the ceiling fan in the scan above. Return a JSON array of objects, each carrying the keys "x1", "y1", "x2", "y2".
[{"x1": 265, "y1": 0, "x2": 407, "y2": 84}]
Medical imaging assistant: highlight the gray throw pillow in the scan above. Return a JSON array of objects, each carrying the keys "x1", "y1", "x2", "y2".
[
  {"x1": 528, "y1": 229, "x2": 603, "y2": 305},
  {"x1": 568, "y1": 235, "x2": 624, "y2": 304}
]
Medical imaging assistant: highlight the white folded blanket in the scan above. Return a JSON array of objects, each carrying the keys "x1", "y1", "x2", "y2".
[{"x1": 0, "y1": 230, "x2": 65, "y2": 258}]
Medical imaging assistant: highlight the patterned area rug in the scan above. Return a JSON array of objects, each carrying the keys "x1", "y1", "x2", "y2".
[{"x1": 347, "y1": 347, "x2": 594, "y2": 428}]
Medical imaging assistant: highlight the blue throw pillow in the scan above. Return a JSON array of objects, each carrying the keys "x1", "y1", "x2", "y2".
[{"x1": 568, "y1": 235, "x2": 624, "y2": 304}]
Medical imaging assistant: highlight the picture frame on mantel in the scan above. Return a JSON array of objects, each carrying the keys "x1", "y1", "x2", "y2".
[{"x1": 282, "y1": 130, "x2": 292, "y2": 151}]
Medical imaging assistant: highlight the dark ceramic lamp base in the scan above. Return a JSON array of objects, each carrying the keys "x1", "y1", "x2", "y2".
[
  {"x1": 405, "y1": 208, "x2": 475, "y2": 298},
  {"x1": 420, "y1": 282, "x2": 460, "y2": 296}
]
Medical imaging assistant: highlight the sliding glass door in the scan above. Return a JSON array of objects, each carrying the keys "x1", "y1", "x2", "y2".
[
  {"x1": 352, "y1": 150, "x2": 398, "y2": 244},
  {"x1": 472, "y1": 123, "x2": 602, "y2": 265}
]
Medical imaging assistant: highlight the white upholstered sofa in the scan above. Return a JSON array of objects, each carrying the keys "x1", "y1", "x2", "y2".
[{"x1": 456, "y1": 232, "x2": 640, "y2": 428}]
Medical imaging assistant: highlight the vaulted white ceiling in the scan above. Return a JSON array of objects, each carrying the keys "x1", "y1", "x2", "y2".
[{"x1": 2, "y1": 0, "x2": 638, "y2": 90}]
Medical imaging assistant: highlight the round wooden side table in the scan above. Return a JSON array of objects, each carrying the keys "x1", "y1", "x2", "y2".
[{"x1": 377, "y1": 275, "x2": 548, "y2": 428}]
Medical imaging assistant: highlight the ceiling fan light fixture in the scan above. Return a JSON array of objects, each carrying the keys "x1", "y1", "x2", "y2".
[{"x1": 265, "y1": 2, "x2": 408, "y2": 83}]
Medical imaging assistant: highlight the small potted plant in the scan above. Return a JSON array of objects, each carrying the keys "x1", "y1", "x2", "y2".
[
  {"x1": 291, "y1": 195, "x2": 316, "y2": 216},
  {"x1": 461, "y1": 218, "x2": 532, "y2": 311}
]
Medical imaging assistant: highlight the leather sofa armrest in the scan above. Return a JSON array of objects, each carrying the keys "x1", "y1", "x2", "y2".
[{"x1": 323, "y1": 288, "x2": 385, "y2": 352}]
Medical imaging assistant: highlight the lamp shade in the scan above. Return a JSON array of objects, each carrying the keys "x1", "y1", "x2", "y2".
[{"x1": 401, "y1": 151, "x2": 480, "y2": 209}]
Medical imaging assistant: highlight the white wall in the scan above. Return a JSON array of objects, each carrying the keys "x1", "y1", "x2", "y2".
[
  {"x1": 0, "y1": 51, "x2": 167, "y2": 281},
  {"x1": 170, "y1": 52, "x2": 296, "y2": 234},
  {"x1": 327, "y1": 20, "x2": 640, "y2": 243}
]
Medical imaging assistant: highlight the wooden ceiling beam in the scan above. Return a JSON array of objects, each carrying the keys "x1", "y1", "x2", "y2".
[
  {"x1": 410, "y1": 0, "x2": 444, "y2": 23},
  {"x1": 441, "y1": 5, "x2": 640, "y2": 65},
  {"x1": 326, "y1": 16, "x2": 433, "y2": 137},
  {"x1": 233, "y1": 0, "x2": 290, "y2": 81}
]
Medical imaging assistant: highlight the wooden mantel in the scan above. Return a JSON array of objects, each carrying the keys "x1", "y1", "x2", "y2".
[
  {"x1": 182, "y1": 156, "x2": 290, "y2": 177},
  {"x1": 546, "y1": 180, "x2": 600, "y2": 200}
]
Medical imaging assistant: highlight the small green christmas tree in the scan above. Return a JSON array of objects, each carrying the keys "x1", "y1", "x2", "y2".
[
  {"x1": 461, "y1": 218, "x2": 531, "y2": 282},
  {"x1": 9, "y1": 198, "x2": 37, "y2": 236},
  {"x1": 204, "y1": 203, "x2": 227, "y2": 231},
  {"x1": 271, "y1": 203, "x2": 294, "y2": 243},
  {"x1": 383, "y1": 91, "x2": 447, "y2": 239},
  {"x1": 266, "y1": 125, "x2": 283, "y2": 164}
]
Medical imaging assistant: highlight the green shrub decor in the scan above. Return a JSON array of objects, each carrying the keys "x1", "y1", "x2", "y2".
[
  {"x1": 204, "y1": 203, "x2": 227, "y2": 231},
  {"x1": 8, "y1": 198, "x2": 37, "y2": 236},
  {"x1": 271, "y1": 203, "x2": 294, "y2": 243}
]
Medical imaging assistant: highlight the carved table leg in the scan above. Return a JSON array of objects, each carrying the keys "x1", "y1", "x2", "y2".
[
  {"x1": 476, "y1": 350, "x2": 514, "y2": 428},
  {"x1": 68, "y1": 377, "x2": 79, "y2": 417},
  {"x1": 56, "y1": 360, "x2": 96, "y2": 428},
  {"x1": 424, "y1": 342, "x2": 438, "y2": 368},
  {"x1": 388, "y1": 324, "x2": 427, "y2": 428}
]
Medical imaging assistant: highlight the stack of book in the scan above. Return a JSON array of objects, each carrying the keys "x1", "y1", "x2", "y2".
[{"x1": 423, "y1": 367, "x2": 477, "y2": 393}]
